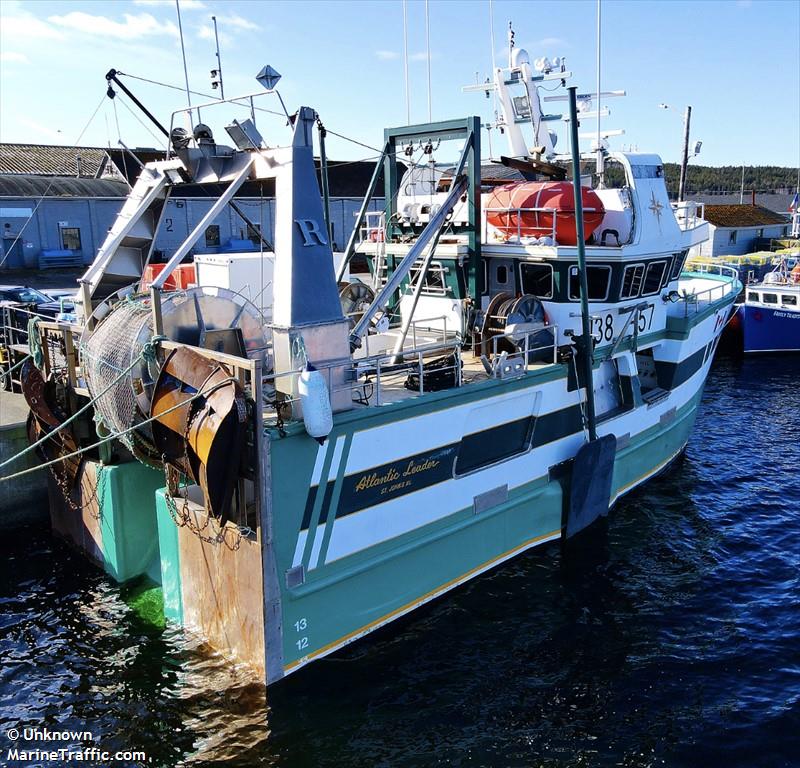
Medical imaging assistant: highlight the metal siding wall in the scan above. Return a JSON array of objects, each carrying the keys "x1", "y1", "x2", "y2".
[
  {"x1": 0, "y1": 199, "x2": 41, "y2": 268},
  {"x1": 37, "y1": 199, "x2": 97, "y2": 266},
  {"x1": 1, "y1": 194, "x2": 387, "y2": 269}
]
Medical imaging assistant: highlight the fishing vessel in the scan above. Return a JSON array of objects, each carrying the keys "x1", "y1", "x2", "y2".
[
  {"x1": 7, "y1": 40, "x2": 740, "y2": 685},
  {"x1": 740, "y1": 256, "x2": 800, "y2": 353}
]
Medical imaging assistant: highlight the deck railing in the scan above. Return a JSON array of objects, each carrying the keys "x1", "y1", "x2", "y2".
[
  {"x1": 671, "y1": 200, "x2": 705, "y2": 231},
  {"x1": 482, "y1": 206, "x2": 559, "y2": 243},
  {"x1": 678, "y1": 263, "x2": 739, "y2": 316}
]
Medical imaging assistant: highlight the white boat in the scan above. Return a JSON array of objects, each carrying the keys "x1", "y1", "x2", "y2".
[{"x1": 14, "y1": 33, "x2": 739, "y2": 685}]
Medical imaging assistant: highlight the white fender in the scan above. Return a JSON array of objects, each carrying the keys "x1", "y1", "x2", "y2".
[{"x1": 298, "y1": 364, "x2": 333, "y2": 443}]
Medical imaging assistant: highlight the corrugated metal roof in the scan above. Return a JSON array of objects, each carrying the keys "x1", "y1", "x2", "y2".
[
  {"x1": 703, "y1": 204, "x2": 789, "y2": 228},
  {"x1": 0, "y1": 143, "x2": 113, "y2": 177},
  {"x1": 0, "y1": 174, "x2": 129, "y2": 198},
  {"x1": 105, "y1": 146, "x2": 403, "y2": 196}
]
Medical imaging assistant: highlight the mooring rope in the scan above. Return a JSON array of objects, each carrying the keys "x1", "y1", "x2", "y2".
[
  {"x1": 0, "y1": 375, "x2": 237, "y2": 484},
  {"x1": 0, "y1": 343, "x2": 155, "y2": 471}
]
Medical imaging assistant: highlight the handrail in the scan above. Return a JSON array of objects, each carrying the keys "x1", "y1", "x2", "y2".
[
  {"x1": 671, "y1": 200, "x2": 705, "y2": 231},
  {"x1": 483, "y1": 205, "x2": 603, "y2": 244},
  {"x1": 677, "y1": 266, "x2": 739, "y2": 316}
]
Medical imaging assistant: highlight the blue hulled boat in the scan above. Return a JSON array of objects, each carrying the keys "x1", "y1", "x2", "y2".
[{"x1": 741, "y1": 256, "x2": 800, "y2": 353}]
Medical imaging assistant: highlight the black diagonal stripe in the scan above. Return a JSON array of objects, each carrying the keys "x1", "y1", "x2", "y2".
[{"x1": 298, "y1": 403, "x2": 585, "y2": 530}]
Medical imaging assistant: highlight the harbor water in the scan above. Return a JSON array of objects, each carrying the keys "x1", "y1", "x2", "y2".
[{"x1": 1, "y1": 355, "x2": 798, "y2": 767}]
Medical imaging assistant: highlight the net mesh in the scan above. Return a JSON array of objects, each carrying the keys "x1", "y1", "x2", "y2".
[{"x1": 81, "y1": 298, "x2": 153, "y2": 452}]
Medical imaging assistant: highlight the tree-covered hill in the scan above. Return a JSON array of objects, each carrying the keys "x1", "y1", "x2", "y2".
[{"x1": 663, "y1": 163, "x2": 799, "y2": 197}]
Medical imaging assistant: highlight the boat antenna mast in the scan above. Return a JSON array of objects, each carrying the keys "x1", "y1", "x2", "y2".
[
  {"x1": 210, "y1": 15, "x2": 225, "y2": 100},
  {"x1": 595, "y1": 0, "x2": 604, "y2": 185},
  {"x1": 174, "y1": 0, "x2": 199, "y2": 125}
]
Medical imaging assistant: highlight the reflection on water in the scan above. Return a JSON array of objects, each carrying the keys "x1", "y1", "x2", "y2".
[{"x1": 1, "y1": 356, "x2": 799, "y2": 767}]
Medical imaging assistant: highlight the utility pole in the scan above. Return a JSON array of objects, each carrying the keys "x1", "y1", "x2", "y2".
[
  {"x1": 678, "y1": 105, "x2": 692, "y2": 202},
  {"x1": 740, "y1": 164, "x2": 745, "y2": 204}
]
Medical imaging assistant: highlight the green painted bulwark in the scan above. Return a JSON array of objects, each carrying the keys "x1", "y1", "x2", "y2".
[
  {"x1": 97, "y1": 462, "x2": 164, "y2": 583},
  {"x1": 155, "y1": 489, "x2": 183, "y2": 624}
]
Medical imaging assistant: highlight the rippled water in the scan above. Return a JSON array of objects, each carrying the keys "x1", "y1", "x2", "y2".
[{"x1": 1, "y1": 356, "x2": 799, "y2": 767}]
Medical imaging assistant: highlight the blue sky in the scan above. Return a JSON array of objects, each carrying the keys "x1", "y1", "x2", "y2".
[{"x1": 1, "y1": 0, "x2": 798, "y2": 169}]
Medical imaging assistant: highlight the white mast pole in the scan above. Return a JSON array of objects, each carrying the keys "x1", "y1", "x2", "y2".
[
  {"x1": 175, "y1": 0, "x2": 196, "y2": 125},
  {"x1": 488, "y1": 0, "x2": 498, "y2": 158},
  {"x1": 425, "y1": 0, "x2": 432, "y2": 122},
  {"x1": 403, "y1": 0, "x2": 410, "y2": 125},
  {"x1": 596, "y1": 0, "x2": 603, "y2": 183}
]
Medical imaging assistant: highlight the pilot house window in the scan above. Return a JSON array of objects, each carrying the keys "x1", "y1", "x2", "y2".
[
  {"x1": 569, "y1": 265, "x2": 611, "y2": 301},
  {"x1": 642, "y1": 260, "x2": 668, "y2": 295},
  {"x1": 621, "y1": 264, "x2": 645, "y2": 298},
  {"x1": 520, "y1": 263, "x2": 553, "y2": 298}
]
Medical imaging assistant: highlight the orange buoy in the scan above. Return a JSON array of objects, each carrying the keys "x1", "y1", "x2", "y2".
[
  {"x1": 485, "y1": 181, "x2": 605, "y2": 245},
  {"x1": 791, "y1": 263, "x2": 800, "y2": 284}
]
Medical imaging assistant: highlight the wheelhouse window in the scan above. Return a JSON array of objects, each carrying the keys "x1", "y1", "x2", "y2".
[
  {"x1": 728, "y1": 230, "x2": 737, "y2": 245},
  {"x1": 642, "y1": 260, "x2": 668, "y2": 295},
  {"x1": 568, "y1": 265, "x2": 611, "y2": 301},
  {"x1": 496, "y1": 264, "x2": 508, "y2": 284},
  {"x1": 520, "y1": 262, "x2": 553, "y2": 298},
  {"x1": 620, "y1": 263, "x2": 645, "y2": 298},
  {"x1": 60, "y1": 227, "x2": 81, "y2": 250},
  {"x1": 671, "y1": 251, "x2": 688, "y2": 279},
  {"x1": 205, "y1": 225, "x2": 220, "y2": 247},
  {"x1": 781, "y1": 294, "x2": 797, "y2": 306},
  {"x1": 747, "y1": 292, "x2": 759, "y2": 302},
  {"x1": 762, "y1": 293, "x2": 778, "y2": 305}
]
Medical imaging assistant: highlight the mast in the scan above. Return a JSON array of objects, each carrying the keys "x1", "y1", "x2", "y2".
[
  {"x1": 568, "y1": 86, "x2": 598, "y2": 442},
  {"x1": 425, "y1": 0, "x2": 432, "y2": 122},
  {"x1": 403, "y1": 0, "x2": 410, "y2": 124},
  {"x1": 212, "y1": 15, "x2": 225, "y2": 100},
  {"x1": 175, "y1": 0, "x2": 197, "y2": 124},
  {"x1": 595, "y1": 0, "x2": 603, "y2": 184}
]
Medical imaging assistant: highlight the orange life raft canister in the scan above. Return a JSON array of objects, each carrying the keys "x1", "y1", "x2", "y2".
[{"x1": 485, "y1": 181, "x2": 606, "y2": 245}]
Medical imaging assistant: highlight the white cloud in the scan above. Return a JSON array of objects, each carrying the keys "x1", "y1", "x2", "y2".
[
  {"x1": 214, "y1": 13, "x2": 260, "y2": 31},
  {"x1": 534, "y1": 37, "x2": 568, "y2": 49},
  {"x1": 134, "y1": 0, "x2": 206, "y2": 8},
  {"x1": 18, "y1": 117, "x2": 64, "y2": 142},
  {"x1": 0, "y1": 8, "x2": 64, "y2": 40},
  {"x1": 48, "y1": 11, "x2": 179, "y2": 40},
  {"x1": 409, "y1": 51, "x2": 439, "y2": 62},
  {"x1": 375, "y1": 50, "x2": 399, "y2": 60},
  {"x1": 0, "y1": 51, "x2": 30, "y2": 64},
  {"x1": 197, "y1": 24, "x2": 232, "y2": 45}
]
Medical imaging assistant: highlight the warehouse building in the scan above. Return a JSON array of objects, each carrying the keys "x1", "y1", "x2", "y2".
[{"x1": 0, "y1": 143, "x2": 390, "y2": 270}]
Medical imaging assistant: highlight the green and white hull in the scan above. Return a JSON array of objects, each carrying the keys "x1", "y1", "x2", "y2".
[{"x1": 263, "y1": 290, "x2": 734, "y2": 680}]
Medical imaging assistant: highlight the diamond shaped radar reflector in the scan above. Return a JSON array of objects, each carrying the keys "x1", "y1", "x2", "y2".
[{"x1": 256, "y1": 65, "x2": 281, "y2": 90}]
